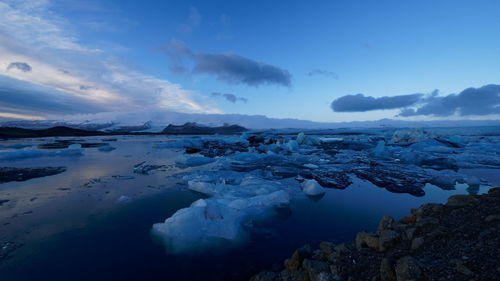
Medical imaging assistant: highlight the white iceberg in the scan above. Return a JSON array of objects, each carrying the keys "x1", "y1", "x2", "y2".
[
  {"x1": 301, "y1": 179, "x2": 325, "y2": 196},
  {"x1": 152, "y1": 189, "x2": 290, "y2": 254},
  {"x1": 152, "y1": 172, "x2": 295, "y2": 254}
]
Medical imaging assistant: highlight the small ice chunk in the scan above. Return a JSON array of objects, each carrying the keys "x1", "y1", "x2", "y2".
[
  {"x1": 98, "y1": 145, "x2": 115, "y2": 152},
  {"x1": 116, "y1": 195, "x2": 132, "y2": 203},
  {"x1": 301, "y1": 179, "x2": 325, "y2": 196},
  {"x1": 296, "y1": 132, "x2": 306, "y2": 145},
  {"x1": 303, "y1": 163, "x2": 319, "y2": 169},
  {"x1": 286, "y1": 140, "x2": 299, "y2": 151},
  {"x1": 176, "y1": 155, "x2": 216, "y2": 167},
  {"x1": 319, "y1": 137, "x2": 343, "y2": 143},
  {"x1": 59, "y1": 144, "x2": 83, "y2": 156},
  {"x1": 373, "y1": 140, "x2": 392, "y2": 159}
]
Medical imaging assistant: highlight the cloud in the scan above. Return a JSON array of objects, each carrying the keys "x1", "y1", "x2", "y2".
[
  {"x1": 7, "y1": 62, "x2": 32, "y2": 72},
  {"x1": 0, "y1": 75, "x2": 107, "y2": 117},
  {"x1": 176, "y1": 7, "x2": 201, "y2": 34},
  {"x1": 188, "y1": 7, "x2": 201, "y2": 26},
  {"x1": 162, "y1": 39, "x2": 291, "y2": 87},
  {"x1": 307, "y1": 69, "x2": 338, "y2": 79},
  {"x1": 331, "y1": 93, "x2": 423, "y2": 112},
  {"x1": 0, "y1": 1, "x2": 219, "y2": 119},
  {"x1": 211, "y1": 92, "x2": 248, "y2": 103},
  {"x1": 331, "y1": 84, "x2": 500, "y2": 117},
  {"x1": 399, "y1": 84, "x2": 500, "y2": 117}
]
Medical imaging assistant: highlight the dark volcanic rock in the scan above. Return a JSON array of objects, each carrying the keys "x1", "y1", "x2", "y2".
[
  {"x1": 250, "y1": 187, "x2": 500, "y2": 281},
  {"x1": 162, "y1": 122, "x2": 247, "y2": 135},
  {"x1": 0, "y1": 167, "x2": 66, "y2": 183}
]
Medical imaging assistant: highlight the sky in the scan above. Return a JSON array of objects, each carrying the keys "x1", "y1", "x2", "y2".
[{"x1": 0, "y1": 0, "x2": 499, "y2": 123}]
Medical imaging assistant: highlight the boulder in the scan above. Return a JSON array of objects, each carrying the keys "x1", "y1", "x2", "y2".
[
  {"x1": 395, "y1": 256, "x2": 422, "y2": 281},
  {"x1": 315, "y1": 272, "x2": 344, "y2": 281},
  {"x1": 285, "y1": 245, "x2": 312, "y2": 274},
  {"x1": 355, "y1": 231, "x2": 379, "y2": 251},
  {"x1": 302, "y1": 259, "x2": 330, "y2": 281},
  {"x1": 446, "y1": 195, "x2": 479, "y2": 207},
  {"x1": 319, "y1": 242, "x2": 335, "y2": 258},
  {"x1": 378, "y1": 230, "x2": 400, "y2": 252},
  {"x1": 377, "y1": 215, "x2": 395, "y2": 234},
  {"x1": 380, "y1": 258, "x2": 397, "y2": 281},
  {"x1": 410, "y1": 237, "x2": 424, "y2": 250},
  {"x1": 415, "y1": 216, "x2": 439, "y2": 228}
]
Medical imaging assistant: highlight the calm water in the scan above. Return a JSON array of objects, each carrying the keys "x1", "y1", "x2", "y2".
[{"x1": 0, "y1": 135, "x2": 495, "y2": 281}]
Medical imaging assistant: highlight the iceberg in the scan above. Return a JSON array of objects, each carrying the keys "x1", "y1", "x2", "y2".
[
  {"x1": 175, "y1": 155, "x2": 216, "y2": 167},
  {"x1": 152, "y1": 172, "x2": 294, "y2": 254},
  {"x1": 296, "y1": 132, "x2": 306, "y2": 145},
  {"x1": 392, "y1": 128, "x2": 432, "y2": 144},
  {"x1": 301, "y1": 179, "x2": 325, "y2": 196},
  {"x1": 116, "y1": 195, "x2": 132, "y2": 203}
]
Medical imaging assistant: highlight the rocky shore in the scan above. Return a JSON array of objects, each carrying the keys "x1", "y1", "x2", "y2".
[{"x1": 250, "y1": 188, "x2": 500, "y2": 281}]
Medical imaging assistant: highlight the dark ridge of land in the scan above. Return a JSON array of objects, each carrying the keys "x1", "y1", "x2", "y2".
[
  {"x1": 162, "y1": 122, "x2": 248, "y2": 135},
  {"x1": 0, "y1": 126, "x2": 110, "y2": 139},
  {"x1": 250, "y1": 188, "x2": 500, "y2": 281},
  {"x1": 0, "y1": 123, "x2": 248, "y2": 139}
]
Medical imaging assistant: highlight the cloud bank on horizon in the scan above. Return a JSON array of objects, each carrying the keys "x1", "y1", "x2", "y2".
[{"x1": 331, "y1": 84, "x2": 500, "y2": 117}]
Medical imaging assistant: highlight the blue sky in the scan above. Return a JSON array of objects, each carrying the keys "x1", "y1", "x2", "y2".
[{"x1": 0, "y1": 0, "x2": 499, "y2": 122}]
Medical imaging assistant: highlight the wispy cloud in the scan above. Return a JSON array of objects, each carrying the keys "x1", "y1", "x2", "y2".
[
  {"x1": 211, "y1": 92, "x2": 248, "y2": 103},
  {"x1": 307, "y1": 69, "x2": 338, "y2": 79},
  {"x1": 0, "y1": 1, "x2": 218, "y2": 119},
  {"x1": 162, "y1": 39, "x2": 292, "y2": 87},
  {"x1": 176, "y1": 6, "x2": 201, "y2": 35}
]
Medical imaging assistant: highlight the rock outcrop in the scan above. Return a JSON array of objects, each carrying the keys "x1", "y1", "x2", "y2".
[{"x1": 250, "y1": 187, "x2": 500, "y2": 281}]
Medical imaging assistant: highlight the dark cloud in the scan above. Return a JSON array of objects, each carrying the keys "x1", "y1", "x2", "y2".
[
  {"x1": 7, "y1": 62, "x2": 32, "y2": 72},
  {"x1": 331, "y1": 93, "x2": 423, "y2": 112},
  {"x1": 399, "y1": 84, "x2": 500, "y2": 117},
  {"x1": 307, "y1": 69, "x2": 338, "y2": 79},
  {"x1": 162, "y1": 39, "x2": 291, "y2": 87},
  {"x1": 211, "y1": 92, "x2": 248, "y2": 103}
]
